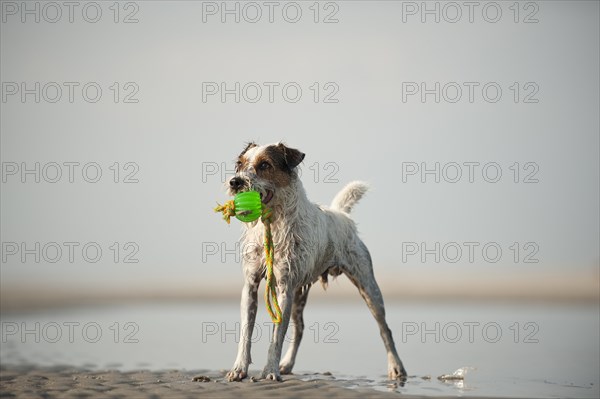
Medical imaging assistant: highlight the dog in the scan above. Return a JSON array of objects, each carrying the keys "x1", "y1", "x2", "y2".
[{"x1": 225, "y1": 142, "x2": 407, "y2": 381}]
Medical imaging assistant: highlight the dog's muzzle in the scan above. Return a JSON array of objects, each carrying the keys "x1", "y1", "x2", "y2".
[
  {"x1": 229, "y1": 176, "x2": 245, "y2": 191},
  {"x1": 229, "y1": 176, "x2": 273, "y2": 204}
]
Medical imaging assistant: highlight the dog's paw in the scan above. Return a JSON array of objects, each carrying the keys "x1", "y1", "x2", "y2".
[
  {"x1": 226, "y1": 368, "x2": 248, "y2": 382},
  {"x1": 262, "y1": 372, "x2": 282, "y2": 381},
  {"x1": 279, "y1": 365, "x2": 293, "y2": 375},
  {"x1": 261, "y1": 366, "x2": 282, "y2": 382},
  {"x1": 279, "y1": 362, "x2": 294, "y2": 375},
  {"x1": 388, "y1": 363, "x2": 408, "y2": 380}
]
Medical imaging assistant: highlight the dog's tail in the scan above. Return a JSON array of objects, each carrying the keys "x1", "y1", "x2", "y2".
[{"x1": 330, "y1": 181, "x2": 369, "y2": 213}]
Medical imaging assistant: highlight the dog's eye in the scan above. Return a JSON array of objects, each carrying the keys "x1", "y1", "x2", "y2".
[
  {"x1": 258, "y1": 161, "x2": 271, "y2": 171},
  {"x1": 235, "y1": 161, "x2": 242, "y2": 171}
]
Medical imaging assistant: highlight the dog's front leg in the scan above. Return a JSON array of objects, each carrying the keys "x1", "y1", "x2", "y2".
[
  {"x1": 226, "y1": 276, "x2": 259, "y2": 382},
  {"x1": 261, "y1": 287, "x2": 294, "y2": 381}
]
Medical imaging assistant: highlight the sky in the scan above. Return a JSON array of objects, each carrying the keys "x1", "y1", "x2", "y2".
[{"x1": 1, "y1": 1, "x2": 598, "y2": 294}]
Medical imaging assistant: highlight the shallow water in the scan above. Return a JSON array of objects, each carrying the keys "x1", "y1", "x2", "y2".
[{"x1": 1, "y1": 301, "x2": 598, "y2": 398}]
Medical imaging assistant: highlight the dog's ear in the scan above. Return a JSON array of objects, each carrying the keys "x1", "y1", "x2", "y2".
[
  {"x1": 277, "y1": 143, "x2": 305, "y2": 170},
  {"x1": 239, "y1": 142, "x2": 257, "y2": 157}
]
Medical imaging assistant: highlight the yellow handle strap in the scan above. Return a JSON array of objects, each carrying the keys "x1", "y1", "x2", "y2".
[
  {"x1": 214, "y1": 201, "x2": 282, "y2": 324},
  {"x1": 214, "y1": 200, "x2": 236, "y2": 224},
  {"x1": 261, "y1": 208, "x2": 282, "y2": 324}
]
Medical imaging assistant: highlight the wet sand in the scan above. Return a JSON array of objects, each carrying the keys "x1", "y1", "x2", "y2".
[
  {"x1": 0, "y1": 366, "x2": 463, "y2": 399},
  {"x1": 2, "y1": 300, "x2": 598, "y2": 398}
]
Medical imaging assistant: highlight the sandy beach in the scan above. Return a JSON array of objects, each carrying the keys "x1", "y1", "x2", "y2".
[
  {"x1": 1, "y1": 299, "x2": 598, "y2": 398},
  {"x1": 0, "y1": 366, "x2": 460, "y2": 399},
  {"x1": 2, "y1": 0, "x2": 598, "y2": 398}
]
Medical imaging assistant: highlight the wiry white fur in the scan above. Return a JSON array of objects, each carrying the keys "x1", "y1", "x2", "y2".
[
  {"x1": 242, "y1": 178, "x2": 365, "y2": 288},
  {"x1": 330, "y1": 181, "x2": 370, "y2": 213},
  {"x1": 225, "y1": 143, "x2": 406, "y2": 383}
]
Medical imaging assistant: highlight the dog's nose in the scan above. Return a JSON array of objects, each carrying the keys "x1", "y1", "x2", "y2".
[{"x1": 229, "y1": 177, "x2": 244, "y2": 190}]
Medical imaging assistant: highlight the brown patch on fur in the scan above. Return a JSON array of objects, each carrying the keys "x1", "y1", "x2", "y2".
[
  {"x1": 235, "y1": 142, "x2": 257, "y2": 173},
  {"x1": 264, "y1": 144, "x2": 304, "y2": 170},
  {"x1": 275, "y1": 143, "x2": 305, "y2": 170},
  {"x1": 234, "y1": 143, "x2": 305, "y2": 187},
  {"x1": 253, "y1": 147, "x2": 293, "y2": 187}
]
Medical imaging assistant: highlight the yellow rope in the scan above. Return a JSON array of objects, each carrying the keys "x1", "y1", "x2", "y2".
[
  {"x1": 214, "y1": 200, "x2": 236, "y2": 224},
  {"x1": 214, "y1": 200, "x2": 282, "y2": 324},
  {"x1": 261, "y1": 208, "x2": 282, "y2": 324}
]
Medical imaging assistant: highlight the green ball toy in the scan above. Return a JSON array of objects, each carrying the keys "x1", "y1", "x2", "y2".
[{"x1": 234, "y1": 191, "x2": 263, "y2": 222}]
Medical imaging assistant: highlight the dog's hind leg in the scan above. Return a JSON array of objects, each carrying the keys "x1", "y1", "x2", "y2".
[
  {"x1": 279, "y1": 285, "x2": 311, "y2": 374},
  {"x1": 344, "y1": 241, "x2": 407, "y2": 380}
]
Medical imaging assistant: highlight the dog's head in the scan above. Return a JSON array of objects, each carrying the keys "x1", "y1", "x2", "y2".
[{"x1": 228, "y1": 142, "x2": 305, "y2": 206}]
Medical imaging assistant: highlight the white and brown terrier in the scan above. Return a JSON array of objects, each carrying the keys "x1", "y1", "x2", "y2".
[{"x1": 225, "y1": 142, "x2": 406, "y2": 381}]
